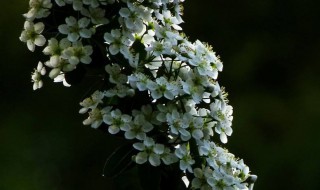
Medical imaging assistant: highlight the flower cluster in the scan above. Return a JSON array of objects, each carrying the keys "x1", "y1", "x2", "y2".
[{"x1": 20, "y1": 0, "x2": 256, "y2": 189}]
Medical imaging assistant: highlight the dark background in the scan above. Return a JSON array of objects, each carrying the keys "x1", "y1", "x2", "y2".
[{"x1": 1, "y1": 0, "x2": 320, "y2": 189}]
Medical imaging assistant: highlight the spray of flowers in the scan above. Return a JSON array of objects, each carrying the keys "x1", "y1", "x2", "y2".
[{"x1": 20, "y1": 0, "x2": 257, "y2": 189}]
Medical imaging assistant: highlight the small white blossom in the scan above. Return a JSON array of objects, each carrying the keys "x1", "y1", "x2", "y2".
[
  {"x1": 207, "y1": 170, "x2": 235, "y2": 190},
  {"x1": 58, "y1": 16, "x2": 93, "y2": 42},
  {"x1": 103, "y1": 109, "x2": 132, "y2": 134},
  {"x1": 19, "y1": 21, "x2": 46, "y2": 52},
  {"x1": 79, "y1": 90, "x2": 105, "y2": 114},
  {"x1": 104, "y1": 29, "x2": 133, "y2": 55},
  {"x1": 155, "y1": 9, "x2": 182, "y2": 30},
  {"x1": 62, "y1": 41, "x2": 93, "y2": 65},
  {"x1": 43, "y1": 38, "x2": 71, "y2": 68},
  {"x1": 53, "y1": 73, "x2": 71, "y2": 87},
  {"x1": 133, "y1": 137, "x2": 165, "y2": 166},
  {"x1": 210, "y1": 99, "x2": 233, "y2": 143},
  {"x1": 81, "y1": 7, "x2": 109, "y2": 25},
  {"x1": 166, "y1": 109, "x2": 191, "y2": 141},
  {"x1": 31, "y1": 62, "x2": 46, "y2": 90},
  {"x1": 83, "y1": 106, "x2": 112, "y2": 129},
  {"x1": 105, "y1": 64, "x2": 127, "y2": 84},
  {"x1": 191, "y1": 167, "x2": 213, "y2": 190},
  {"x1": 174, "y1": 144, "x2": 195, "y2": 173},
  {"x1": 182, "y1": 113, "x2": 204, "y2": 140},
  {"x1": 104, "y1": 84, "x2": 134, "y2": 98},
  {"x1": 24, "y1": 0, "x2": 52, "y2": 20},
  {"x1": 128, "y1": 73, "x2": 150, "y2": 91},
  {"x1": 123, "y1": 114, "x2": 153, "y2": 140},
  {"x1": 161, "y1": 147, "x2": 178, "y2": 165},
  {"x1": 119, "y1": 3, "x2": 152, "y2": 33},
  {"x1": 147, "y1": 77, "x2": 179, "y2": 100}
]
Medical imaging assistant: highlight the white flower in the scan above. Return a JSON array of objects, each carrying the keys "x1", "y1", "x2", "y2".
[
  {"x1": 62, "y1": 41, "x2": 93, "y2": 65},
  {"x1": 174, "y1": 144, "x2": 195, "y2": 173},
  {"x1": 23, "y1": 0, "x2": 52, "y2": 20},
  {"x1": 191, "y1": 167, "x2": 213, "y2": 190},
  {"x1": 43, "y1": 38, "x2": 71, "y2": 68},
  {"x1": 83, "y1": 106, "x2": 112, "y2": 129},
  {"x1": 19, "y1": 21, "x2": 46, "y2": 52},
  {"x1": 128, "y1": 73, "x2": 150, "y2": 91},
  {"x1": 105, "y1": 64, "x2": 127, "y2": 84},
  {"x1": 58, "y1": 16, "x2": 93, "y2": 42},
  {"x1": 133, "y1": 137, "x2": 165, "y2": 166},
  {"x1": 182, "y1": 83, "x2": 203, "y2": 103},
  {"x1": 79, "y1": 90, "x2": 105, "y2": 114},
  {"x1": 145, "y1": 41, "x2": 165, "y2": 56},
  {"x1": 147, "y1": 77, "x2": 179, "y2": 100},
  {"x1": 235, "y1": 159, "x2": 250, "y2": 181},
  {"x1": 81, "y1": 7, "x2": 109, "y2": 25},
  {"x1": 155, "y1": 9, "x2": 182, "y2": 30},
  {"x1": 207, "y1": 170, "x2": 235, "y2": 190},
  {"x1": 31, "y1": 62, "x2": 46, "y2": 90},
  {"x1": 209, "y1": 82, "x2": 222, "y2": 98},
  {"x1": 166, "y1": 109, "x2": 191, "y2": 141},
  {"x1": 210, "y1": 99, "x2": 233, "y2": 143},
  {"x1": 123, "y1": 114, "x2": 153, "y2": 140},
  {"x1": 182, "y1": 113, "x2": 204, "y2": 140},
  {"x1": 160, "y1": 147, "x2": 178, "y2": 165},
  {"x1": 180, "y1": 70, "x2": 208, "y2": 104},
  {"x1": 53, "y1": 73, "x2": 71, "y2": 87},
  {"x1": 104, "y1": 29, "x2": 133, "y2": 55},
  {"x1": 119, "y1": 3, "x2": 152, "y2": 33},
  {"x1": 134, "y1": 104, "x2": 161, "y2": 126},
  {"x1": 104, "y1": 84, "x2": 134, "y2": 98},
  {"x1": 103, "y1": 109, "x2": 132, "y2": 134},
  {"x1": 198, "y1": 140, "x2": 216, "y2": 157},
  {"x1": 188, "y1": 40, "x2": 223, "y2": 79}
]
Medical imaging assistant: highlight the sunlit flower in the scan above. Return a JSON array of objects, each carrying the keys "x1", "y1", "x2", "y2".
[{"x1": 210, "y1": 99, "x2": 233, "y2": 143}]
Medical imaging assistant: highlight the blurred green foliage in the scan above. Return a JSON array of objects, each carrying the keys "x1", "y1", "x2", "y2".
[{"x1": 1, "y1": 0, "x2": 320, "y2": 189}]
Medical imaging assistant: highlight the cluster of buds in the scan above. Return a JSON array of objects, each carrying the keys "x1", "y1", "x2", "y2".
[{"x1": 20, "y1": 0, "x2": 256, "y2": 189}]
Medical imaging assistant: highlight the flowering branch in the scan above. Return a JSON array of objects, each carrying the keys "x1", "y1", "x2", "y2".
[{"x1": 20, "y1": 0, "x2": 256, "y2": 189}]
